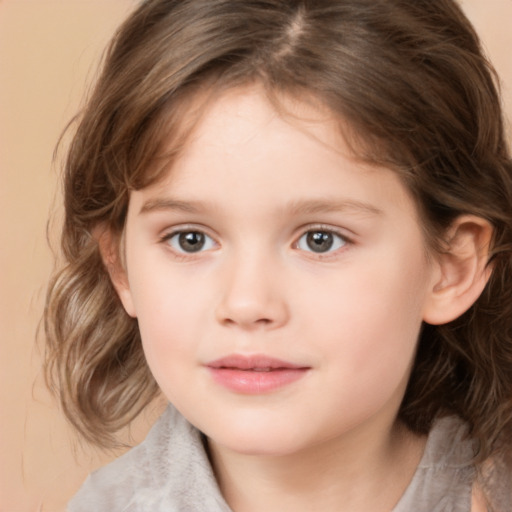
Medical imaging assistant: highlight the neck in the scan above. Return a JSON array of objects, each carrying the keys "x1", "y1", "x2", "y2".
[{"x1": 207, "y1": 420, "x2": 426, "y2": 512}]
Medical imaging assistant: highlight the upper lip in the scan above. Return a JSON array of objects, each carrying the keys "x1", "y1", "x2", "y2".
[{"x1": 206, "y1": 354, "x2": 309, "y2": 371}]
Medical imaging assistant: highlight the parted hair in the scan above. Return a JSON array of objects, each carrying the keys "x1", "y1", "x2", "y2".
[{"x1": 45, "y1": 0, "x2": 512, "y2": 473}]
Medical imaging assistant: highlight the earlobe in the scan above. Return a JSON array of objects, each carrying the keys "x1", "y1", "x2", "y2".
[
  {"x1": 95, "y1": 227, "x2": 137, "y2": 318},
  {"x1": 422, "y1": 215, "x2": 493, "y2": 325}
]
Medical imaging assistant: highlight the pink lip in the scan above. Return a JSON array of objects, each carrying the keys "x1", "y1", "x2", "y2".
[{"x1": 206, "y1": 354, "x2": 310, "y2": 394}]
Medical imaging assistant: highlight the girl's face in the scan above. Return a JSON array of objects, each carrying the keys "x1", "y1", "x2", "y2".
[{"x1": 117, "y1": 85, "x2": 438, "y2": 456}]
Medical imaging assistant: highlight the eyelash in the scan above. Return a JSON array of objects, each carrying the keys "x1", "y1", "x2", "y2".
[
  {"x1": 159, "y1": 225, "x2": 353, "y2": 259},
  {"x1": 160, "y1": 227, "x2": 218, "y2": 258},
  {"x1": 294, "y1": 226, "x2": 351, "y2": 258}
]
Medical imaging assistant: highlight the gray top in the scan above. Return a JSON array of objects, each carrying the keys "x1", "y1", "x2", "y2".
[{"x1": 69, "y1": 405, "x2": 475, "y2": 512}]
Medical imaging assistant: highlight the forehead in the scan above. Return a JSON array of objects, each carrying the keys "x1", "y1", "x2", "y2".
[
  {"x1": 131, "y1": 84, "x2": 419, "y2": 224},
  {"x1": 154, "y1": 84, "x2": 380, "y2": 185},
  {"x1": 185, "y1": 85, "x2": 344, "y2": 156},
  {"x1": 140, "y1": 81, "x2": 403, "y2": 195}
]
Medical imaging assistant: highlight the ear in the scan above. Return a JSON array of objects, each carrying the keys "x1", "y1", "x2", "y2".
[
  {"x1": 422, "y1": 215, "x2": 493, "y2": 325},
  {"x1": 95, "y1": 226, "x2": 137, "y2": 318}
]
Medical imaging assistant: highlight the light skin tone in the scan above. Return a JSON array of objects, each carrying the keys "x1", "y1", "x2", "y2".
[{"x1": 103, "y1": 85, "x2": 492, "y2": 512}]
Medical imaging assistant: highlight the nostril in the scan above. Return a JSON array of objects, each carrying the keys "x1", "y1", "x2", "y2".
[
  {"x1": 214, "y1": 285, "x2": 289, "y2": 329},
  {"x1": 221, "y1": 316, "x2": 272, "y2": 327}
]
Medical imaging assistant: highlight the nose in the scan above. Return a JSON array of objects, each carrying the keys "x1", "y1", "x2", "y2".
[{"x1": 215, "y1": 253, "x2": 289, "y2": 330}]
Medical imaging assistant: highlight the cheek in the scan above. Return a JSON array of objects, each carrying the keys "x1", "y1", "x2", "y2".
[
  {"x1": 313, "y1": 291, "x2": 421, "y2": 425},
  {"x1": 136, "y1": 302, "x2": 198, "y2": 406},
  {"x1": 128, "y1": 271, "x2": 206, "y2": 374},
  {"x1": 310, "y1": 250, "x2": 430, "y2": 380}
]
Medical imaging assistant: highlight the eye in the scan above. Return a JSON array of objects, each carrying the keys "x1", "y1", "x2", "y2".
[
  {"x1": 296, "y1": 230, "x2": 347, "y2": 254},
  {"x1": 165, "y1": 230, "x2": 216, "y2": 253}
]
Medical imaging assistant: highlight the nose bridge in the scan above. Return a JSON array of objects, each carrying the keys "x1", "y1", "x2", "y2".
[{"x1": 216, "y1": 243, "x2": 289, "y2": 329}]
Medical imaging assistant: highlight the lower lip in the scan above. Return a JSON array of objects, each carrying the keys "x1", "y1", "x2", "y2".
[{"x1": 207, "y1": 367, "x2": 309, "y2": 394}]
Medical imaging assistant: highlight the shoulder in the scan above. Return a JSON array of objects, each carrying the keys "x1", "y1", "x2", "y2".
[
  {"x1": 418, "y1": 416, "x2": 476, "y2": 469},
  {"x1": 394, "y1": 416, "x2": 475, "y2": 512},
  {"x1": 67, "y1": 407, "x2": 175, "y2": 512},
  {"x1": 475, "y1": 454, "x2": 512, "y2": 512},
  {"x1": 68, "y1": 454, "x2": 140, "y2": 511},
  {"x1": 67, "y1": 405, "x2": 230, "y2": 512},
  {"x1": 428, "y1": 418, "x2": 512, "y2": 512}
]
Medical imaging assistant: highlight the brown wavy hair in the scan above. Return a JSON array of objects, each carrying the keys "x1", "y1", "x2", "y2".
[{"x1": 45, "y1": 0, "x2": 512, "y2": 481}]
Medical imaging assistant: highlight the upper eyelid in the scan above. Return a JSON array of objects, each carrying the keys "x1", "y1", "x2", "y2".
[
  {"x1": 160, "y1": 228, "x2": 218, "y2": 257},
  {"x1": 293, "y1": 225, "x2": 355, "y2": 254},
  {"x1": 295, "y1": 229, "x2": 350, "y2": 245},
  {"x1": 295, "y1": 223, "x2": 355, "y2": 240},
  {"x1": 159, "y1": 224, "x2": 218, "y2": 239},
  {"x1": 159, "y1": 226, "x2": 220, "y2": 254},
  {"x1": 157, "y1": 223, "x2": 355, "y2": 245}
]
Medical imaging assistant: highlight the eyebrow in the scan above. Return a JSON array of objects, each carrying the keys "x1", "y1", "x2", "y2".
[
  {"x1": 139, "y1": 196, "x2": 382, "y2": 217},
  {"x1": 139, "y1": 198, "x2": 208, "y2": 215},
  {"x1": 285, "y1": 198, "x2": 383, "y2": 217}
]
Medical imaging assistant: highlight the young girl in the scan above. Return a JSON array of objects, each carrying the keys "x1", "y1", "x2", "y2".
[{"x1": 45, "y1": 0, "x2": 512, "y2": 510}]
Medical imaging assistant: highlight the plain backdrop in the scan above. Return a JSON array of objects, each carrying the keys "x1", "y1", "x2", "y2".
[{"x1": 1, "y1": 1, "x2": 511, "y2": 510}]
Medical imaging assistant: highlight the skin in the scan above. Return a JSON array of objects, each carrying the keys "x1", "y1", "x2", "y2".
[{"x1": 110, "y1": 85, "x2": 491, "y2": 511}]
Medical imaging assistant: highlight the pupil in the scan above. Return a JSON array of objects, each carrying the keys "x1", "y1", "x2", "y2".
[
  {"x1": 307, "y1": 231, "x2": 333, "y2": 253},
  {"x1": 179, "y1": 232, "x2": 205, "y2": 252}
]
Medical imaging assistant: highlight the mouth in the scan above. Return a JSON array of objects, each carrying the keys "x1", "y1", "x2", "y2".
[{"x1": 206, "y1": 354, "x2": 310, "y2": 394}]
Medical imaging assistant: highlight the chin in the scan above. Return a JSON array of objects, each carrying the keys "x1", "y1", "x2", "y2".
[
  {"x1": 204, "y1": 421, "x2": 316, "y2": 457},
  {"x1": 212, "y1": 435, "x2": 303, "y2": 457}
]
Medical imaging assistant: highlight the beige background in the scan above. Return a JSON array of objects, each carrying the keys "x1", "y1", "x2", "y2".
[{"x1": 1, "y1": 1, "x2": 511, "y2": 510}]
